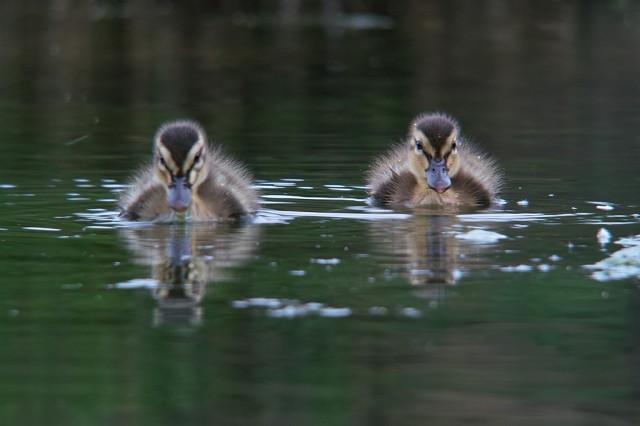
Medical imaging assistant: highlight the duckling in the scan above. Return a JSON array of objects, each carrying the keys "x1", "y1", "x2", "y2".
[
  {"x1": 367, "y1": 113, "x2": 502, "y2": 208},
  {"x1": 118, "y1": 120, "x2": 259, "y2": 221}
]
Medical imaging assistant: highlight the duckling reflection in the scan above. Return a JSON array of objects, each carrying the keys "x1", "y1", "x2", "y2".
[
  {"x1": 370, "y1": 213, "x2": 486, "y2": 300},
  {"x1": 119, "y1": 222, "x2": 260, "y2": 326}
]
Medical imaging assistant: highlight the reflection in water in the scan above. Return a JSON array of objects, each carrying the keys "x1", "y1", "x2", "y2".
[
  {"x1": 119, "y1": 222, "x2": 260, "y2": 326},
  {"x1": 371, "y1": 212, "x2": 493, "y2": 299}
]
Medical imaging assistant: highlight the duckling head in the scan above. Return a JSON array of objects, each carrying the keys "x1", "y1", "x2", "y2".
[
  {"x1": 407, "y1": 113, "x2": 461, "y2": 194},
  {"x1": 154, "y1": 120, "x2": 208, "y2": 213}
]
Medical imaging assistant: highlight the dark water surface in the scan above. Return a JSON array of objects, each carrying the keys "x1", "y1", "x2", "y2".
[{"x1": 1, "y1": 1, "x2": 640, "y2": 425}]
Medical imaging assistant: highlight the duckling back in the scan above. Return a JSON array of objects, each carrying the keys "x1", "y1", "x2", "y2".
[{"x1": 190, "y1": 145, "x2": 259, "y2": 220}]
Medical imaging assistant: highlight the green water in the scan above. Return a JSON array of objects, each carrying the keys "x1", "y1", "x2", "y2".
[{"x1": 1, "y1": 1, "x2": 640, "y2": 425}]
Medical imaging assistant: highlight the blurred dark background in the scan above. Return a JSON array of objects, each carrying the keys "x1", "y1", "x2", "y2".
[{"x1": 1, "y1": 0, "x2": 639, "y2": 201}]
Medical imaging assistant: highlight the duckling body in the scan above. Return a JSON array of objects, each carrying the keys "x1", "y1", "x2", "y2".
[
  {"x1": 367, "y1": 113, "x2": 502, "y2": 208},
  {"x1": 119, "y1": 120, "x2": 258, "y2": 222}
]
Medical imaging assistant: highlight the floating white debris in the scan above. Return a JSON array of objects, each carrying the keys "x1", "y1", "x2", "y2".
[
  {"x1": 324, "y1": 185, "x2": 353, "y2": 192},
  {"x1": 319, "y1": 307, "x2": 352, "y2": 318},
  {"x1": 500, "y1": 264, "x2": 534, "y2": 272},
  {"x1": 455, "y1": 229, "x2": 507, "y2": 243},
  {"x1": 549, "y1": 255, "x2": 562, "y2": 262},
  {"x1": 537, "y1": 264, "x2": 552, "y2": 272},
  {"x1": 247, "y1": 298, "x2": 282, "y2": 308},
  {"x1": 399, "y1": 307, "x2": 423, "y2": 318},
  {"x1": 267, "y1": 305, "x2": 309, "y2": 318},
  {"x1": 586, "y1": 201, "x2": 615, "y2": 207},
  {"x1": 231, "y1": 300, "x2": 250, "y2": 309},
  {"x1": 108, "y1": 278, "x2": 159, "y2": 289},
  {"x1": 0, "y1": 184, "x2": 16, "y2": 189},
  {"x1": 617, "y1": 235, "x2": 640, "y2": 246},
  {"x1": 585, "y1": 234, "x2": 640, "y2": 281},
  {"x1": 266, "y1": 304, "x2": 351, "y2": 319},
  {"x1": 289, "y1": 270, "x2": 306, "y2": 276},
  {"x1": 232, "y1": 298, "x2": 351, "y2": 319},
  {"x1": 305, "y1": 302, "x2": 324, "y2": 312},
  {"x1": 597, "y1": 228, "x2": 612, "y2": 245},
  {"x1": 517, "y1": 199, "x2": 529, "y2": 206},
  {"x1": 311, "y1": 258, "x2": 341, "y2": 265},
  {"x1": 596, "y1": 205, "x2": 614, "y2": 211},
  {"x1": 23, "y1": 227, "x2": 61, "y2": 232}
]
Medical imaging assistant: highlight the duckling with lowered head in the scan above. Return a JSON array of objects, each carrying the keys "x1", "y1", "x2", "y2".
[
  {"x1": 367, "y1": 113, "x2": 502, "y2": 208},
  {"x1": 118, "y1": 120, "x2": 259, "y2": 222}
]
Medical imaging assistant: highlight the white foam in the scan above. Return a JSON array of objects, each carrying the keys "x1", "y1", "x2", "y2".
[
  {"x1": 597, "y1": 228, "x2": 612, "y2": 245},
  {"x1": 455, "y1": 229, "x2": 507, "y2": 243},
  {"x1": 500, "y1": 264, "x2": 534, "y2": 272},
  {"x1": 108, "y1": 278, "x2": 159, "y2": 289},
  {"x1": 585, "y1": 235, "x2": 640, "y2": 281},
  {"x1": 311, "y1": 258, "x2": 341, "y2": 265}
]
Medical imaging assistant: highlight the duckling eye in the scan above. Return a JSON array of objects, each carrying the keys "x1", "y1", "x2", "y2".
[
  {"x1": 451, "y1": 142, "x2": 458, "y2": 153},
  {"x1": 158, "y1": 157, "x2": 167, "y2": 168},
  {"x1": 194, "y1": 153, "x2": 202, "y2": 164},
  {"x1": 415, "y1": 140, "x2": 423, "y2": 152}
]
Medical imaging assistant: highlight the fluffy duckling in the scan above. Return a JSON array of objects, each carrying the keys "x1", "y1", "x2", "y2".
[
  {"x1": 119, "y1": 120, "x2": 259, "y2": 221},
  {"x1": 367, "y1": 113, "x2": 502, "y2": 207}
]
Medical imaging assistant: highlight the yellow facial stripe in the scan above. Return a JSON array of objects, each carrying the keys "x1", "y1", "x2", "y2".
[
  {"x1": 157, "y1": 145, "x2": 179, "y2": 173},
  {"x1": 413, "y1": 131, "x2": 436, "y2": 157},
  {"x1": 184, "y1": 142, "x2": 203, "y2": 168},
  {"x1": 442, "y1": 130, "x2": 458, "y2": 152}
]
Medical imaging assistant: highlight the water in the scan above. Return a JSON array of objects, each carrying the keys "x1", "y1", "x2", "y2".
[{"x1": 1, "y1": 1, "x2": 640, "y2": 424}]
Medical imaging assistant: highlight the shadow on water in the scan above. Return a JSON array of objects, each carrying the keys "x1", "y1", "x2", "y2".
[{"x1": 116, "y1": 222, "x2": 260, "y2": 326}]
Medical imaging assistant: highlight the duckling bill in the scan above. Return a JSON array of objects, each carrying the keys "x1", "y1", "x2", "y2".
[
  {"x1": 367, "y1": 113, "x2": 502, "y2": 207},
  {"x1": 119, "y1": 120, "x2": 259, "y2": 221}
]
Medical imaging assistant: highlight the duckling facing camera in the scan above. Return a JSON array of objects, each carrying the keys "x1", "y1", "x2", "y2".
[
  {"x1": 367, "y1": 113, "x2": 502, "y2": 208},
  {"x1": 119, "y1": 120, "x2": 259, "y2": 222}
]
